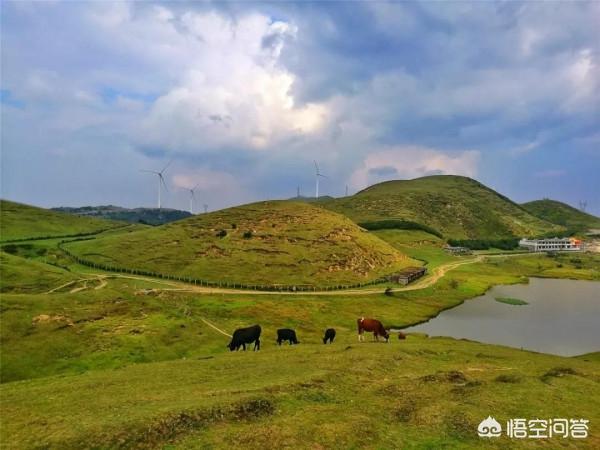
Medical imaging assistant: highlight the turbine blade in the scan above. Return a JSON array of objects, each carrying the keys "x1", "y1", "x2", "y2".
[
  {"x1": 160, "y1": 157, "x2": 174, "y2": 174},
  {"x1": 159, "y1": 174, "x2": 169, "y2": 192},
  {"x1": 140, "y1": 170, "x2": 159, "y2": 174},
  {"x1": 314, "y1": 160, "x2": 319, "y2": 174}
]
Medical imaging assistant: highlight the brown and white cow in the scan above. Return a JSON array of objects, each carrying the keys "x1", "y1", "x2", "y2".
[{"x1": 357, "y1": 317, "x2": 389, "y2": 342}]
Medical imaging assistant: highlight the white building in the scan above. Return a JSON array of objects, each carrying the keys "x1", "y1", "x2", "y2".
[{"x1": 518, "y1": 237, "x2": 582, "y2": 252}]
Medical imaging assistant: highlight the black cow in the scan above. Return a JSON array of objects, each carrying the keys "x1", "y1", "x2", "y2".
[
  {"x1": 228, "y1": 325, "x2": 261, "y2": 351},
  {"x1": 276, "y1": 328, "x2": 299, "y2": 345},
  {"x1": 323, "y1": 328, "x2": 336, "y2": 344}
]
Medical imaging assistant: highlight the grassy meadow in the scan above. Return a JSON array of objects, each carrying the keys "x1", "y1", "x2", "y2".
[{"x1": 1, "y1": 200, "x2": 599, "y2": 449}]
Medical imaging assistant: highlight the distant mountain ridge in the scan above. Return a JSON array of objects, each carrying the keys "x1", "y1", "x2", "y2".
[
  {"x1": 320, "y1": 175, "x2": 563, "y2": 239},
  {"x1": 52, "y1": 205, "x2": 192, "y2": 226},
  {"x1": 521, "y1": 199, "x2": 600, "y2": 231}
]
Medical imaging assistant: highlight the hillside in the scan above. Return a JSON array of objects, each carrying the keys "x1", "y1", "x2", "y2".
[
  {"x1": 321, "y1": 176, "x2": 563, "y2": 239},
  {"x1": 0, "y1": 252, "x2": 76, "y2": 293},
  {"x1": 52, "y1": 205, "x2": 192, "y2": 226},
  {"x1": 65, "y1": 201, "x2": 415, "y2": 287},
  {"x1": 0, "y1": 200, "x2": 125, "y2": 242},
  {"x1": 522, "y1": 199, "x2": 600, "y2": 231}
]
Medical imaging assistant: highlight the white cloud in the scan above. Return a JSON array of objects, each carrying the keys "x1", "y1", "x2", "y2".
[
  {"x1": 349, "y1": 147, "x2": 480, "y2": 190},
  {"x1": 131, "y1": 11, "x2": 329, "y2": 153}
]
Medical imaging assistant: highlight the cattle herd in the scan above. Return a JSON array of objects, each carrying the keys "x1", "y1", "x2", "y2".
[{"x1": 227, "y1": 318, "x2": 405, "y2": 351}]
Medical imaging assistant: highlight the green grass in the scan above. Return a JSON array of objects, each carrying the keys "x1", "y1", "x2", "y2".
[
  {"x1": 321, "y1": 175, "x2": 563, "y2": 239},
  {"x1": 522, "y1": 199, "x2": 600, "y2": 231},
  {"x1": 0, "y1": 252, "x2": 77, "y2": 293},
  {"x1": 1, "y1": 203, "x2": 599, "y2": 448},
  {"x1": 2, "y1": 336, "x2": 599, "y2": 449},
  {"x1": 64, "y1": 201, "x2": 416, "y2": 287},
  {"x1": 495, "y1": 297, "x2": 529, "y2": 306},
  {"x1": 0, "y1": 199, "x2": 126, "y2": 241}
]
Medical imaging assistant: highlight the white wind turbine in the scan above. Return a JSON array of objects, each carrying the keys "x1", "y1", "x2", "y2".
[
  {"x1": 140, "y1": 159, "x2": 173, "y2": 209},
  {"x1": 187, "y1": 184, "x2": 199, "y2": 214},
  {"x1": 314, "y1": 160, "x2": 328, "y2": 199}
]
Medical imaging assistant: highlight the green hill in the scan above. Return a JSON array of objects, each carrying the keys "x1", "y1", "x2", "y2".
[
  {"x1": 0, "y1": 200, "x2": 124, "y2": 242},
  {"x1": 321, "y1": 176, "x2": 562, "y2": 239},
  {"x1": 65, "y1": 201, "x2": 415, "y2": 287},
  {"x1": 522, "y1": 199, "x2": 600, "y2": 231},
  {"x1": 0, "y1": 252, "x2": 76, "y2": 293}
]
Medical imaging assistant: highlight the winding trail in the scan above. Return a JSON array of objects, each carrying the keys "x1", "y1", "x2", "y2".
[{"x1": 47, "y1": 252, "x2": 538, "y2": 296}]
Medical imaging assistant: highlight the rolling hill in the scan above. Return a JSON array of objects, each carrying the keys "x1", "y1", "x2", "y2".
[
  {"x1": 321, "y1": 176, "x2": 563, "y2": 239},
  {"x1": 52, "y1": 205, "x2": 192, "y2": 226},
  {"x1": 65, "y1": 201, "x2": 415, "y2": 287},
  {"x1": 0, "y1": 200, "x2": 126, "y2": 242},
  {"x1": 522, "y1": 199, "x2": 600, "y2": 231}
]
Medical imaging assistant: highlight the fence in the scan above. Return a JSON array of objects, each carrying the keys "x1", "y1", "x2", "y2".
[{"x1": 58, "y1": 238, "x2": 390, "y2": 293}]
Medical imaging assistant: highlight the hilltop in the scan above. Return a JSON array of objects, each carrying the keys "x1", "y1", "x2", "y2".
[
  {"x1": 52, "y1": 205, "x2": 192, "y2": 226},
  {"x1": 321, "y1": 176, "x2": 562, "y2": 239},
  {"x1": 0, "y1": 200, "x2": 125, "y2": 242},
  {"x1": 65, "y1": 201, "x2": 415, "y2": 287},
  {"x1": 522, "y1": 199, "x2": 600, "y2": 231}
]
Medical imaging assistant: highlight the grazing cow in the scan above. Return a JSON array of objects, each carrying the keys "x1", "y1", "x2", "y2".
[
  {"x1": 276, "y1": 328, "x2": 299, "y2": 345},
  {"x1": 357, "y1": 317, "x2": 389, "y2": 342},
  {"x1": 228, "y1": 325, "x2": 261, "y2": 351},
  {"x1": 323, "y1": 328, "x2": 336, "y2": 344},
  {"x1": 398, "y1": 331, "x2": 406, "y2": 340}
]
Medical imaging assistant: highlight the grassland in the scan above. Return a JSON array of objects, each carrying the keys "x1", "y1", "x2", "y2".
[
  {"x1": 0, "y1": 200, "x2": 126, "y2": 241},
  {"x1": 1, "y1": 199, "x2": 599, "y2": 448},
  {"x1": 64, "y1": 201, "x2": 416, "y2": 287},
  {"x1": 522, "y1": 199, "x2": 600, "y2": 231},
  {"x1": 321, "y1": 175, "x2": 563, "y2": 239}
]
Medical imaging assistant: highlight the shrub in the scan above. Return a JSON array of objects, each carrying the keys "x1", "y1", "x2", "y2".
[
  {"x1": 243, "y1": 231, "x2": 253, "y2": 239},
  {"x1": 231, "y1": 223, "x2": 237, "y2": 229},
  {"x1": 216, "y1": 230, "x2": 227, "y2": 238},
  {"x1": 447, "y1": 238, "x2": 520, "y2": 250},
  {"x1": 358, "y1": 220, "x2": 443, "y2": 238},
  {"x1": 449, "y1": 279, "x2": 459, "y2": 289},
  {"x1": 384, "y1": 287, "x2": 394, "y2": 296}
]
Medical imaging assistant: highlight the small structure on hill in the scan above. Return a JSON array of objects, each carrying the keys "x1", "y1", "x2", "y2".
[
  {"x1": 386, "y1": 267, "x2": 427, "y2": 285},
  {"x1": 444, "y1": 245, "x2": 472, "y2": 255},
  {"x1": 518, "y1": 237, "x2": 582, "y2": 252}
]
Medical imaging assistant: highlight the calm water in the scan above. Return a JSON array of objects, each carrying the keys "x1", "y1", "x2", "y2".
[{"x1": 403, "y1": 278, "x2": 600, "y2": 356}]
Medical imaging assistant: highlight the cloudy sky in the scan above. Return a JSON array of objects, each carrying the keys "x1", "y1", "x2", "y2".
[{"x1": 2, "y1": 1, "x2": 599, "y2": 214}]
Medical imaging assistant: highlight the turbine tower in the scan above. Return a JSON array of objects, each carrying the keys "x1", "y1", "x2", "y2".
[
  {"x1": 203, "y1": 204, "x2": 208, "y2": 214},
  {"x1": 314, "y1": 160, "x2": 327, "y2": 199},
  {"x1": 187, "y1": 184, "x2": 199, "y2": 214},
  {"x1": 140, "y1": 158, "x2": 173, "y2": 209},
  {"x1": 579, "y1": 200, "x2": 587, "y2": 212}
]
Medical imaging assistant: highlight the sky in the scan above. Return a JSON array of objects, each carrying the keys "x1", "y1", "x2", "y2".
[{"x1": 1, "y1": 1, "x2": 599, "y2": 214}]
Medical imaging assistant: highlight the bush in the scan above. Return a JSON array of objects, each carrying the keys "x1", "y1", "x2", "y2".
[
  {"x1": 449, "y1": 279, "x2": 459, "y2": 289},
  {"x1": 358, "y1": 220, "x2": 443, "y2": 238},
  {"x1": 216, "y1": 230, "x2": 227, "y2": 238},
  {"x1": 243, "y1": 231, "x2": 253, "y2": 239},
  {"x1": 231, "y1": 223, "x2": 237, "y2": 229},
  {"x1": 447, "y1": 238, "x2": 520, "y2": 250},
  {"x1": 384, "y1": 287, "x2": 394, "y2": 296}
]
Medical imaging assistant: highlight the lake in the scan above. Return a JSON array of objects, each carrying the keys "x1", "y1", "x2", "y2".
[{"x1": 403, "y1": 278, "x2": 600, "y2": 356}]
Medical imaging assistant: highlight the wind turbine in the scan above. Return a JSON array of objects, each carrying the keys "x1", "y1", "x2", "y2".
[
  {"x1": 203, "y1": 204, "x2": 208, "y2": 214},
  {"x1": 314, "y1": 160, "x2": 327, "y2": 199},
  {"x1": 187, "y1": 184, "x2": 199, "y2": 214},
  {"x1": 140, "y1": 158, "x2": 173, "y2": 209}
]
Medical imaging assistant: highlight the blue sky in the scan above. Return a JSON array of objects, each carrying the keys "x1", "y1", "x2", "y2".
[{"x1": 1, "y1": 1, "x2": 599, "y2": 214}]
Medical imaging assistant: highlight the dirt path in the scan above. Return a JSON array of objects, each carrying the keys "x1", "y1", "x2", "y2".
[{"x1": 52, "y1": 253, "x2": 538, "y2": 297}]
